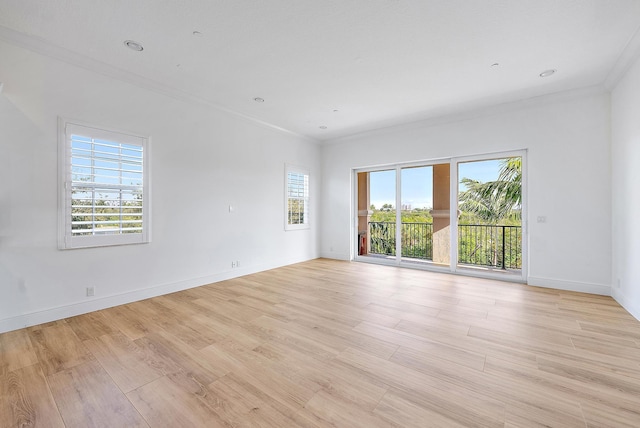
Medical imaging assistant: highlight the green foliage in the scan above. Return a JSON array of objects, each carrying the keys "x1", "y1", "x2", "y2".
[
  {"x1": 458, "y1": 157, "x2": 522, "y2": 225},
  {"x1": 368, "y1": 220, "x2": 434, "y2": 260},
  {"x1": 71, "y1": 189, "x2": 142, "y2": 235},
  {"x1": 365, "y1": 158, "x2": 522, "y2": 268},
  {"x1": 370, "y1": 208, "x2": 433, "y2": 223},
  {"x1": 457, "y1": 158, "x2": 522, "y2": 268},
  {"x1": 369, "y1": 207, "x2": 434, "y2": 259},
  {"x1": 457, "y1": 224, "x2": 522, "y2": 269},
  {"x1": 369, "y1": 222, "x2": 396, "y2": 256},
  {"x1": 288, "y1": 199, "x2": 307, "y2": 225}
]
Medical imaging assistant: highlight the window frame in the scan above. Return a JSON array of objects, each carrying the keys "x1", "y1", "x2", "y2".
[
  {"x1": 284, "y1": 164, "x2": 310, "y2": 231},
  {"x1": 58, "y1": 118, "x2": 151, "y2": 249}
]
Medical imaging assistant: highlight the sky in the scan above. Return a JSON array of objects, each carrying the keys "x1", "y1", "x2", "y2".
[{"x1": 369, "y1": 159, "x2": 504, "y2": 209}]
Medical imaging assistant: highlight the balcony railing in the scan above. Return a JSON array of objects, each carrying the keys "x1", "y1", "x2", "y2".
[
  {"x1": 369, "y1": 222, "x2": 433, "y2": 260},
  {"x1": 458, "y1": 224, "x2": 521, "y2": 269},
  {"x1": 367, "y1": 221, "x2": 522, "y2": 269}
]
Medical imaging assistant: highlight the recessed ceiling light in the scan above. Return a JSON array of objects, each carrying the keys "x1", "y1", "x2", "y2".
[
  {"x1": 539, "y1": 69, "x2": 556, "y2": 78},
  {"x1": 319, "y1": 126, "x2": 327, "y2": 129},
  {"x1": 333, "y1": 109, "x2": 339, "y2": 112},
  {"x1": 491, "y1": 63, "x2": 500, "y2": 67},
  {"x1": 124, "y1": 40, "x2": 144, "y2": 51},
  {"x1": 253, "y1": 97, "x2": 265, "y2": 103},
  {"x1": 192, "y1": 31, "x2": 203, "y2": 37}
]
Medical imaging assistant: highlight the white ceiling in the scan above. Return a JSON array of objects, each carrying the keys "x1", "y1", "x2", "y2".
[{"x1": 1, "y1": 0, "x2": 640, "y2": 141}]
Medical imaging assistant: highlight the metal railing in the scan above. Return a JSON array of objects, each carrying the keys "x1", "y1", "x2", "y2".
[
  {"x1": 458, "y1": 224, "x2": 521, "y2": 269},
  {"x1": 367, "y1": 221, "x2": 521, "y2": 269},
  {"x1": 368, "y1": 222, "x2": 433, "y2": 260}
]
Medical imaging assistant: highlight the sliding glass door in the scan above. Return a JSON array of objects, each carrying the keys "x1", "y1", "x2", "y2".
[
  {"x1": 456, "y1": 155, "x2": 524, "y2": 276},
  {"x1": 354, "y1": 151, "x2": 526, "y2": 282},
  {"x1": 356, "y1": 162, "x2": 450, "y2": 269},
  {"x1": 400, "y1": 166, "x2": 433, "y2": 263},
  {"x1": 357, "y1": 169, "x2": 397, "y2": 261}
]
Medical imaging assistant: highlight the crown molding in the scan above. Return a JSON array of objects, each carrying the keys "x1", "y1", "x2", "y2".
[
  {"x1": 605, "y1": 23, "x2": 640, "y2": 90},
  {"x1": 0, "y1": 25, "x2": 318, "y2": 144}
]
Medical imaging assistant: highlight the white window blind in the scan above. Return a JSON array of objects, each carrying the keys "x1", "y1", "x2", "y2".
[
  {"x1": 285, "y1": 165, "x2": 309, "y2": 230},
  {"x1": 59, "y1": 121, "x2": 150, "y2": 249}
]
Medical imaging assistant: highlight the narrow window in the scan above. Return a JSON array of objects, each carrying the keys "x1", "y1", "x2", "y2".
[
  {"x1": 59, "y1": 120, "x2": 150, "y2": 249},
  {"x1": 285, "y1": 165, "x2": 310, "y2": 230}
]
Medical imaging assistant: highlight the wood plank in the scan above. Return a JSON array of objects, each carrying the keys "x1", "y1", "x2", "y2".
[
  {"x1": 218, "y1": 344, "x2": 318, "y2": 410},
  {"x1": 471, "y1": 317, "x2": 575, "y2": 347},
  {"x1": 581, "y1": 400, "x2": 640, "y2": 428},
  {"x1": 241, "y1": 317, "x2": 340, "y2": 361},
  {"x1": 64, "y1": 311, "x2": 114, "y2": 341},
  {"x1": 364, "y1": 301, "x2": 440, "y2": 319},
  {"x1": 220, "y1": 370, "x2": 324, "y2": 428},
  {"x1": 305, "y1": 389, "x2": 401, "y2": 428},
  {"x1": 255, "y1": 340, "x2": 388, "y2": 411},
  {"x1": 48, "y1": 360, "x2": 148, "y2": 427},
  {"x1": 127, "y1": 374, "x2": 225, "y2": 427},
  {"x1": 83, "y1": 332, "x2": 165, "y2": 393},
  {"x1": 1, "y1": 259, "x2": 640, "y2": 427},
  {"x1": 252, "y1": 314, "x2": 399, "y2": 360},
  {"x1": 0, "y1": 364, "x2": 64, "y2": 428},
  {"x1": 134, "y1": 330, "x2": 220, "y2": 388},
  {"x1": 98, "y1": 304, "x2": 160, "y2": 341},
  {"x1": 206, "y1": 374, "x2": 302, "y2": 427},
  {"x1": 337, "y1": 347, "x2": 505, "y2": 425},
  {"x1": 536, "y1": 356, "x2": 640, "y2": 399},
  {"x1": 578, "y1": 320, "x2": 640, "y2": 341},
  {"x1": 374, "y1": 389, "x2": 477, "y2": 428},
  {"x1": 503, "y1": 401, "x2": 586, "y2": 428},
  {"x1": 571, "y1": 335, "x2": 640, "y2": 361},
  {"x1": 394, "y1": 324, "x2": 540, "y2": 369},
  {"x1": 355, "y1": 321, "x2": 486, "y2": 370},
  {"x1": 468, "y1": 325, "x2": 583, "y2": 362},
  {"x1": 0, "y1": 329, "x2": 38, "y2": 375},
  {"x1": 483, "y1": 355, "x2": 637, "y2": 421},
  {"x1": 393, "y1": 317, "x2": 470, "y2": 338},
  {"x1": 27, "y1": 322, "x2": 94, "y2": 376}
]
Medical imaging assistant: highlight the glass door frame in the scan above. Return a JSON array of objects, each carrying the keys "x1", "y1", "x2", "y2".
[
  {"x1": 352, "y1": 149, "x2": 527, "y2": 283},
  {"x1": 353, "y1": 164, "x2": 401, "y2": 264},
  {"x1": 353, "y1": 158, "x2": 453, "y2": 274}
]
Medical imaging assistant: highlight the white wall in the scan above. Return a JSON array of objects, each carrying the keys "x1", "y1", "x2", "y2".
[
  {"x1": 0, "y1": 40, "x2": 320, "y2": 333},
  {"x1": 611, "y1": 55, "x2": 640, "y2": 320},
  {"x1": 321, "y1": 89, "x2": 612, "y2": 295}
]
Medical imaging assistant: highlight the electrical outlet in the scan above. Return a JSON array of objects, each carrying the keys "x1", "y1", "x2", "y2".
[
  {"x1": 86, "y1": 286, "x2": 95, "y2": 297},
  {"x1": 617, "y1": 278, "x2": 621, "y2": 288},
  {"x1": 231, "y1": 261, "x2": 239, "y2": 268}
]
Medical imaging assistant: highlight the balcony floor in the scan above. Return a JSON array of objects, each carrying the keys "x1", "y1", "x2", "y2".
[{"x1": 359, "y1": 254, "x2": 523, "y2": 279}]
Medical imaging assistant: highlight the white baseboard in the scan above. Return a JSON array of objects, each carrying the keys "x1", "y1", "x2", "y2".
[
  {"x1": 3, "y1": 261, "x2": 624, "y2": 334},
  {"x1": 527, "y1": 276, "x2": 611, "y2": 296},
  {"x1": 319, "y1": 251, "x2": 350, "y2": 261},
  {"x1": 611, "y1": 289, "x2": 640, "y2": 322},
  {"x1": 0, "y1": 256, "x2": 315, "y2": 334}
]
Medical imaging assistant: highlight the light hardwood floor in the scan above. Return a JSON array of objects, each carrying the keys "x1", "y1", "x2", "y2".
[{"x1": 1, "y1": 259, "x2": 640, "y2": 427}]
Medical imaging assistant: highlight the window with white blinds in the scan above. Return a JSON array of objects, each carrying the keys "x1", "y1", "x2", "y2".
[
  {"x1": 59, "y1": 120, "x2": 150, "y2": 249},
  {"x1": 285, "y1": 165, "x2": 310, "y2": 230}
]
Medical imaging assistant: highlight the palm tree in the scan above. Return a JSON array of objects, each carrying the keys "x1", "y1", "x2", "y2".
[
  {"x1": 458, "y1": 158, "x2": 522, "y2": 267},
  {"x1": 459, "y1": 157, "x2": 521, "y2": 224},
  {"x1": 492, "y1": 157, "x2": 521, "y2": 209}
]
